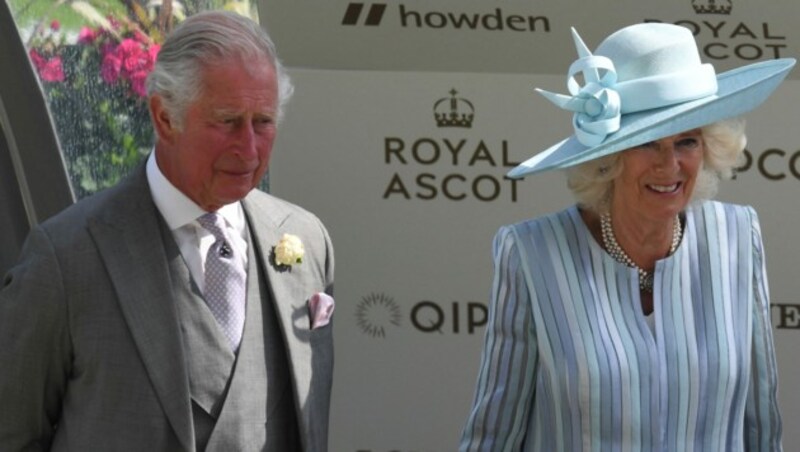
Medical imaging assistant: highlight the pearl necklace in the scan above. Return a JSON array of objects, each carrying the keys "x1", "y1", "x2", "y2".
[{"x1": 600, "y1": 212, "x2": 683, "y2": 293}]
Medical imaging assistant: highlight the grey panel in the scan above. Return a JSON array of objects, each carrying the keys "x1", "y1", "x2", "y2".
[
  {"x1": 0, "y1": 0, "x2": 74, "y2": 276},
  {"x1": 0, "y1": 124, "x2": 28, "y2": 274}
]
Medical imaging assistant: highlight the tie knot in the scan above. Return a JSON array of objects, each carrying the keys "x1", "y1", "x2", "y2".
[
  {"x1": 197, "y1": 212, "x2": 233, "y2": 258},
  {"x1": 197, "y1": 212, "x2": 226, "y2": 241}
]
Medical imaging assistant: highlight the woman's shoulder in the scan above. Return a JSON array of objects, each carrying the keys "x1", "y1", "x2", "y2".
[
  {"x1": 493, "y1": 205, "x2": 581, "y2": 256},
  {"x1": 500, "y1": 205, "x2": 578, "y2": 234},
  {"x1": 687, "y1": 200, "x2": 759, "y2": 224}
]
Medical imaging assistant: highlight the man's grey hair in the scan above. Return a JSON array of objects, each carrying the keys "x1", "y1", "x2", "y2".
[{"x1": 146, "y1": 11, "x2": 294, "y2": 128}]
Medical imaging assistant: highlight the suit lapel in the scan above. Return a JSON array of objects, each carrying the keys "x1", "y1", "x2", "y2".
[
  {"x1": 87, "y1": 167, "x2": 194, "y2": 452},
  {"x1": 241, "y1": 195, "x2": 316, "y2": 439}
]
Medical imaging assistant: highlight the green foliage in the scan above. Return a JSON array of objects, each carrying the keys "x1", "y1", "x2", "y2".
[
  {"x1": 11, "y1": 0, "x2": 128, "y2": 38},
  {"x1": 18, "y1": 1, "x2": 261, "y2": 198},
  {"x1": 49, "y1": 48, "x2": 153, "y2": 196},
  {"x1": 28, "y1": 13, "x2": 159, "y2": 198}
]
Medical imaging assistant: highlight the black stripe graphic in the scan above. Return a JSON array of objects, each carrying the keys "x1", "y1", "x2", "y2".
[
  {"x1": 364, "y1": 4, "x2": 387, "y2": 26},
  {"x1": 342, "y1": 3, "x2": 364, "y2": 25}
]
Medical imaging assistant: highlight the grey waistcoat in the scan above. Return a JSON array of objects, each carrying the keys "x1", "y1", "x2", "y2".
[{"x1": 164, "y1": 224, "x2": 300, "y2": 451}]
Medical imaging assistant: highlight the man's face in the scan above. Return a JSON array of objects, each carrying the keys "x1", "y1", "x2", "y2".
[{"x1": 152, "y1": 56, "x2": 278, "y2": 211}]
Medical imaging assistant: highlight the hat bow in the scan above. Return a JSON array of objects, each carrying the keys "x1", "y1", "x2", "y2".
[
  {"x1": 538, "y1": 27, "x2": 720, "y2": 147},
  {"x1": 537, "y1": 28, "x2": 622, "y2": 147}
]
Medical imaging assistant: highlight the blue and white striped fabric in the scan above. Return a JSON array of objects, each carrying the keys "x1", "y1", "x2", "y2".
[{"x1": 461, "y1": 201, "x2": 782, "y2": 452}]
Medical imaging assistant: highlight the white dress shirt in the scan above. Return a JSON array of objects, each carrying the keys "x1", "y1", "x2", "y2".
[{"x1": 145, "y1": 152, "x2": 249, "y2": 293}]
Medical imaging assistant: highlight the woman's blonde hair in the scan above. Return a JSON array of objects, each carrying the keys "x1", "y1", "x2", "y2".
[{"x1": 565, "y1": 118, "x2": 747, "y2": 213}]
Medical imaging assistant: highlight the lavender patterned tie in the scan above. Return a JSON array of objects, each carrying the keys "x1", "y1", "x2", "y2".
[{"x1": 197, "y1": 212, "x2": 246, "y2": 351}]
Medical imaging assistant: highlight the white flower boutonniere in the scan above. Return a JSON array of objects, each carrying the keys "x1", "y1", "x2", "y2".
[{"x1": 274, "y1": 233, "x2": 305, "y2": 267}]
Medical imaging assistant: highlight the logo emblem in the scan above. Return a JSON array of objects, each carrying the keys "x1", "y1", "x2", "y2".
[
  {"x1": 356, "y1": 293, "x2": 402, "y2": 338},
  {"x1": 692, "y1": 0, "x2": 732, "y2": 15},
  {"x1": 342, "y1": 3, "x2": 387, "y2": 26},
  {"x1": 434, "y1": 89, "x2": 475, "y2": 128}
]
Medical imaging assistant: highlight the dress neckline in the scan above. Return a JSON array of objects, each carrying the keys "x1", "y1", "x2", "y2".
[{"x1": 568, "y1": 204, "x2": 688, "y2": 269}]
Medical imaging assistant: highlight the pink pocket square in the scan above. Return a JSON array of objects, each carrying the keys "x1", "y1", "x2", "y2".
[{"x1": 308, "y1": 292, "x2": 335, "y2": 329}]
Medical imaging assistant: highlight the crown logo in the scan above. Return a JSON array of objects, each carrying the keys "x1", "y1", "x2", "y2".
[
  {"x1": 434, "y1": 89, "x2": 475, "y2": 128},
  {"x1": 692, "y1": 0, "x2": 732, "y2": 14}
]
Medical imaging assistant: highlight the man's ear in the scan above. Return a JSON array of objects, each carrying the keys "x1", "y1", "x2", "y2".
[{"x1": 149, "y1": 94, "x2": 178, "y2": 144}]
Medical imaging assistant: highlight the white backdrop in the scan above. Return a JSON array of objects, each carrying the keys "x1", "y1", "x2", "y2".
[{"x1": 262, "y1": 1, "x2": 800, "y2": 450}]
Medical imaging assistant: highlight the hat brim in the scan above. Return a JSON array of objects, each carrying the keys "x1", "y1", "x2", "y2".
[{"x1": 507, "y1": 58, "x2": 796, "y2": 179}]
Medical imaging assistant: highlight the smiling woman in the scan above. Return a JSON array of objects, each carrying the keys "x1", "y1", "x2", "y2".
[
  {"x1": 586, "y1": 130, "x2": 706, "y2": 291},
  {"x1": 559, "y1": 121, "x2": 746, "y2": 305},
  {"x1": 461, "y1": 22, "x2": 794, "y2": 451}
]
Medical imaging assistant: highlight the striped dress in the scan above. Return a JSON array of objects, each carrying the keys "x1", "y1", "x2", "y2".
[{"x1": 460, "y1": 201, "x2": 782, "y2": 452}]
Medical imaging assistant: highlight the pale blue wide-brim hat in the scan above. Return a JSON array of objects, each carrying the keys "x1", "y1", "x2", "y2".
[{"x1": 507, "y1": 22, "x2": 796, "y2": 179}]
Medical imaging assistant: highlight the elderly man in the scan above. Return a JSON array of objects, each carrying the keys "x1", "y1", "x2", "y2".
[{"x1": 0, "y1": 11, "x2": 334, "y2": 451}]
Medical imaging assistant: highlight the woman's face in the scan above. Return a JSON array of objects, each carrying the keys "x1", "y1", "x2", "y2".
[{"x1": 612, "y1": 130, "x2": 704, "y2": 223}]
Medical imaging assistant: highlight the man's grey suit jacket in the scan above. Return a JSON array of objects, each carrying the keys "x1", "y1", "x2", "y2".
[{"x1": 0, "y1": 164, "x2": 334, "y2": 451}]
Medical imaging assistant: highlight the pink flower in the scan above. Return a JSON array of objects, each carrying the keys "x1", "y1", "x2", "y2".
[
  {"x1": 117, "y1": 38, "x2": 139, "y2": 53},
  {"x1": 117, "y1": 39, "x2": 147, "y2": 73},
  {"x1": 148, "y1": 44, "x2": 161, "y2": 63},
  {"x1": 50, "y1": 20, "x2": 60, "y2": 31},
  {"x1": 29, "y1": 49, "x2": 46, "y2": 70},
  {"x1": 129, "y1": 70, "x2": 148, "y2": 97},
  {"x1": 39, "y1": 56, "x2": 65, "y2": 82},
  {"x1": 101, "y1": 52, "x2": 122, "y2": 83},
  {"x1": 29, "y1": 49, "x2": 64, "y2": 82},
  {"x1": 77, "y1": 27, "x2": 97, "y2": 44},
  {"x1": 143, "y1": 44, "x2": 160, "y2": 72}
]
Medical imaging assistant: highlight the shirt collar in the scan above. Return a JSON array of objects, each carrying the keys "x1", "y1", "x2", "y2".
[{"x1": 145, "y1": 151, "x2": 246, "y2": 234}]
